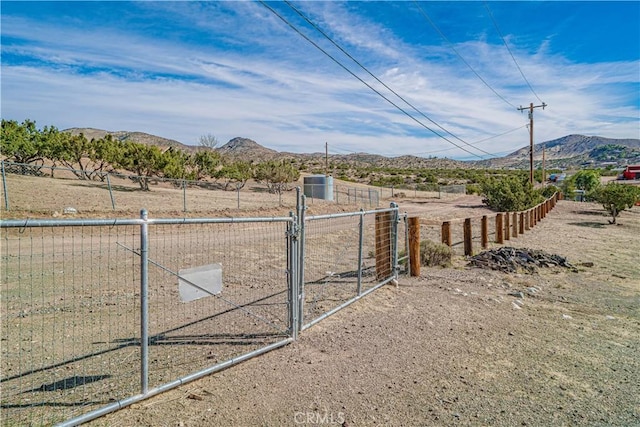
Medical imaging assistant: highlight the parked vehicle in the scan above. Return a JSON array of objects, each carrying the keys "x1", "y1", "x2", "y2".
[{"x1": 620, "y1": 165, "x2": 640, "y2": 180}]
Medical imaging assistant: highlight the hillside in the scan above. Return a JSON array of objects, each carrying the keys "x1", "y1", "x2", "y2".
[
  {"x1": 63, "y1": 128, "x2": 639, "y2": 170},
  {"x1": 65, "y1": 128, "x2": 194, "y2": 152},
  {"x1": 217, "y1": 137, "x2": 279, "y2": 161},
  {"x1": 475, "y1": 135, "x2": 640, "y2": 169}
]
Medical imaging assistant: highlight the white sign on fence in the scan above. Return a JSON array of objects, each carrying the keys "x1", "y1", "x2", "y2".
[{"x1": 178, "y1": 263, "x2": 223, "y2": 302}]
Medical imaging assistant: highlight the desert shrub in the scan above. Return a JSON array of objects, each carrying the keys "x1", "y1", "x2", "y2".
[
  {"x1": 559, "y1": 178, "x2": 576, "y2": 199},
  {"x1": 572, "y1": 170, "x2": 601, "y2": 192},
  {"x1": 591, "y1": 182, "x2": 640, "y2": 224},
  {"x1": 481, "y1": 175, "x2": 543, "y2": 212},
  {"x1": 466, "y1": 183, "x2": 481, "y2": 195},
  {"x1": 369, "y1": 175, "x2": 405, "y2": 187},
  {"x1": 420, "y1": 240, "x2": 452, "y2": 267},
  {"x1": 540, "y1": 185, "x2": 559, "y2": 199}
]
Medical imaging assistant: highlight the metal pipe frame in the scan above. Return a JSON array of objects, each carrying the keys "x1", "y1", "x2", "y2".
[{"x1": 56, "y1": 338, "x2": 293, "y2": 427}]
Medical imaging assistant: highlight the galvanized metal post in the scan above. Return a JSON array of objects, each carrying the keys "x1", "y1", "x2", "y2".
[
  {"x1": 297, "y1": 190, "x2": 306, "y2": 332},
  {"x1": 1, "y1": 161, "x2": 9, "y2": 211},
  {"x1": 287, "y1": 211, "x2": 299, "y2": 340},
  {"x1": 182, "y1": 180, "x2": 187, "y2": 213},
  {"x1": 390, "y1": 202, "x2": 399, "y2": 279},
  {"x1": 106, "y1": 173, "x2": 116, "y2": 210},
  {"x1": 139, "y1": 209, "x2": 149, "y2": 394},
  {"x1": 356, "y1": 209, "x2": 365, "y2": 295}
]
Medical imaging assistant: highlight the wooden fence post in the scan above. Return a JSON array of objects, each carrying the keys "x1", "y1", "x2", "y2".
[
  {"x1": 408, "y1": 216, "x2": 420, "y2": 277},
  {"x1": 512, "y1": 212, "x2": 518, "y2": 238},
  {"x1": 481, "y1": 215, "x2": 488, "y2": 249},
  {"x1": 504, "y1": 212, "x2": 511, "y2": 240},
  {"x1": 495, "y1": 213, "x2": 504, "y2": 244},
  {"x1": 463, "y1": 218, "x2": 473, "y2": 256},
  {"x1": 519, "y1": 212, "x2": 525, "y2": 234},
  {"x1": 375, "y1": 210, "x2": 392, "y2": 280},
  {"x1": 441, "y1": 221, "x2": 451, "y2": 247}
]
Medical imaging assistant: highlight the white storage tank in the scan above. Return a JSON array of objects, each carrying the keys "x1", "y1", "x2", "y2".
[{"x1": 303, "y1": 175, "x2": 334, "y2": 201}]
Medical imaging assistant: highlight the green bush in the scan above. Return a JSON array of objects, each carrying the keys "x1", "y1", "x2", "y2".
[
  {"x1": 420, "y1": 240, "x2": 452, "y2": 267},
  {"x1": 572, "y1": 170, "x2": 601, "y2": 192},
  {"x1": 591, "y1": 183, "x2": 640, "y2": 224},
  {"x1": 540, "y1": 185, "x2": 559, "y2": 199},
  {"x1": 466, "y1": 183, "x2": 481, "y2": 195},
  {"x1": 481, "y1": 175, "x2": 543, "y2": 212}
]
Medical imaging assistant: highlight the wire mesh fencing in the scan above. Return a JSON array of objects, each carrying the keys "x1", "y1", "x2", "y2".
[
  {"x1": 0, "y1": 161, "x2": 302, "y2": 214},
  {"x1": 1, "y1": 214, "x2": 294, "y2": 426},
  {"x1": 1, "y1": 200, "x2": 402, "y2": 426},
  {"x1": 1, "y1": 220, "x2": 142, "y2": 426},
  {"x1": 300, "y1": 205, "x2": 399, "y2": 329}
]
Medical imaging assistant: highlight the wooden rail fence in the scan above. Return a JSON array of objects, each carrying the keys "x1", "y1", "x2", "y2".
[{"x1": 407, "y1": 194, "x2": 559, "y2": 271}]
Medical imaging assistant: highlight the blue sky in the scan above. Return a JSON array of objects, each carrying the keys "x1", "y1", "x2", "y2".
[{"x1": 1, "y1": 1, "x2": 639, "y2": 160}]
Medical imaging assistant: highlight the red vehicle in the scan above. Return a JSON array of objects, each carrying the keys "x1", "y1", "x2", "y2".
[{"x1": 621, "y1": 165, "x2": 640, "y2": 180}]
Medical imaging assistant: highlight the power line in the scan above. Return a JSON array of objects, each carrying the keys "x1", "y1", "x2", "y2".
[
  {"x1": 327, "y1": 123, "x2": 527, "y2": 158},
  {"x1": 413, "y1": 123, "x2": 529, "y2": 156},
  {"x1": 484, "y1": 1, "x2": 544, "y2": 104},
  {"x1": 283, "y1": 0, "x2": 496, "y2": 157},
  {"x1": 412, "y1": 1, "x2": 519, "y2": 110},
  {"x1": 259, "y1": 0, "x2": 491, "y2": 160}
]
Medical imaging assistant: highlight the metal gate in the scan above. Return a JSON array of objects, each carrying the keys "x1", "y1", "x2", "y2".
[{"x1": 1, "y1": 197, "x2": 400, "y2": 426}]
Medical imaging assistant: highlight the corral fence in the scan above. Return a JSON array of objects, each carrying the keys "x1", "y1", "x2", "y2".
[
  {"x1": 418, "y1": 193, "x2": 560, "y2": 256},
  {"x1": 1, "y1": 161, "x2": 470, "y2": 214},
  {"x1": 378, "y1": 183, "x2": 466, "y2": 200},
  {"x1": 0, "y1": 190, "x2": 406, "y2": 426},
  {"x1": 0, "y1": 161, "x2": 381, "y2": 213},
  {"x1": 299, "y1": 182, "x2": 381, "y2": 208}
]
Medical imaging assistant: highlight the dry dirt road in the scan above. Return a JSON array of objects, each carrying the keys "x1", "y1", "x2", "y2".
[{"x1": 89, "y1": 200, "x2": 640, "y2": 427}]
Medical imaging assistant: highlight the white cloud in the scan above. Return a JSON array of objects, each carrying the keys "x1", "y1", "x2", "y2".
[{"x1": 1, "y1": 2, "x2": 638, "y2": 159}]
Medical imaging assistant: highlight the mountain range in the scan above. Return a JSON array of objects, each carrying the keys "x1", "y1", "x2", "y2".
[{"x1": 65, "y1": 128, "x2": 640, "y2": 169}]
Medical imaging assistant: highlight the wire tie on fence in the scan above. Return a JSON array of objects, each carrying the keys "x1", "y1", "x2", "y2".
[{"x1": 18, "y1": 218, "x2": 30, "y2": 234}]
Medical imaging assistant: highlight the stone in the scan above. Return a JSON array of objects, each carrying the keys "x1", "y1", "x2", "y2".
[{"x1": 508, "y1": 290, "x2": 525, "y2": 299}]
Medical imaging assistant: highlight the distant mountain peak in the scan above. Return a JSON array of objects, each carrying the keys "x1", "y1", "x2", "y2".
[
  {"x1": 219, "y1": 137, "x2": 270, "y2": 151},
  {"x1": 217, "y1": 137, "x2": 278, "y2": 158}
]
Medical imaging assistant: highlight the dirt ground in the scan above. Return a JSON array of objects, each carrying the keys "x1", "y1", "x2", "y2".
[
  {"x1": 76, "y1": 198, "x2": 640, "y2": 427},
  {"x1": 2, "y1": 173, "x2": 639, "y2": 426}
]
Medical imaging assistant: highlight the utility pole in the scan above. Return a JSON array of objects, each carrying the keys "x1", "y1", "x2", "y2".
[
  {"x1": 325, "y1": 142, "x2": 328, "y2": 176},
  {"x1": 542, "y1": 146, "x2": 546, "y2": 184},
  {"x1": 518, "y1": 102, "x2": 547, "y2": 185}
]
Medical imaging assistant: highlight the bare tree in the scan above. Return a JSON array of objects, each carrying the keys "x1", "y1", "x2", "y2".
[{"x1": 198, "y1": 133, "x2": 219, "y2": 150}]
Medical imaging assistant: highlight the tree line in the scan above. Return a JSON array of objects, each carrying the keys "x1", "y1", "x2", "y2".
[{"x1": 0, "y1": 119, "x2": 300, "y2": 193}]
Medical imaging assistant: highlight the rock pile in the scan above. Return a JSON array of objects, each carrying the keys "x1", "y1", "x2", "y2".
[{"x1": 468, "y1": 247, "x2": 576, "y2": 274}]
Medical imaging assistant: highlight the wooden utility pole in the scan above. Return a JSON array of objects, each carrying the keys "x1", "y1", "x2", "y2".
[
  {"x1": 518, "y1": 102, "x2": 547, "y2": 185},
  {"x1": 325, "y1": 142, "x2": 328, "y2": 176},
  {"x1": 542, "y1": 146, "x2": 546, "y2": 184}
]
